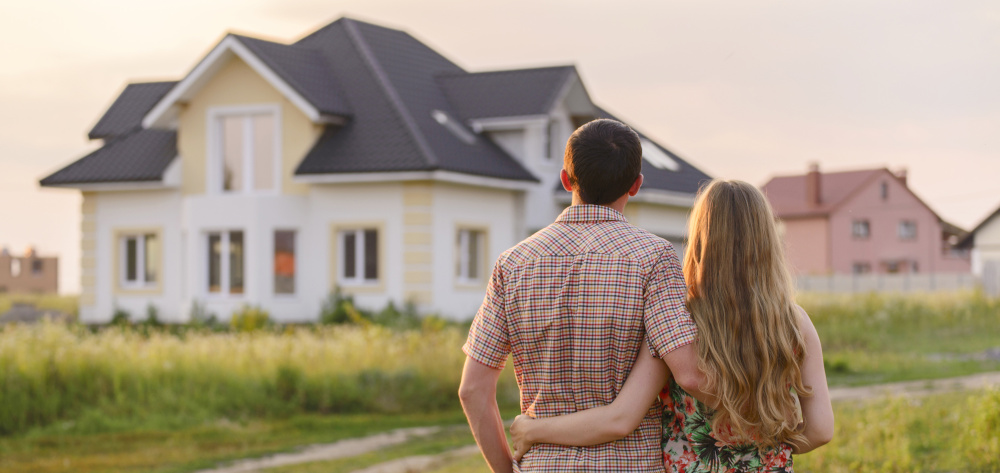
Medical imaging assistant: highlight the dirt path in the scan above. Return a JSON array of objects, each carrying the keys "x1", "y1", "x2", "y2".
[
  {"x1": 191, "y1": 426, "x2": 441, "y2": 473},
  {"x1": 195, "y1": 372, "x2": 1000, "y2": 473},
  {"x1": 828, "y1": 371, "x2": 1000, "y2": 402}
]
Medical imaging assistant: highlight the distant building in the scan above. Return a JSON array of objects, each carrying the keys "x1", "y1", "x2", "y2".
[
  {"x1": 40, "y1": 17, "x2": 711, "y2": 323},
  {"x1": 0, "y1": 247, "x2": 58, "y2": 294},
  {"x1": 958, "y1": 203, "x2": 1000, "y2": 295},
  {"x1": 762, "y1": 164, "x2": 970, "y2": 275}
]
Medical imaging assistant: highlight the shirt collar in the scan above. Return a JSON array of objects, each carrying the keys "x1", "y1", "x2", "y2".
[{"x1": 555, "y1": 204, "x2": 629, "y2": 224}]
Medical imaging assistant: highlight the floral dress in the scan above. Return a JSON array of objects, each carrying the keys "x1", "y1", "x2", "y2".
[{"x1": 660, "y1": 379, "x2": 794, "y2": 473}]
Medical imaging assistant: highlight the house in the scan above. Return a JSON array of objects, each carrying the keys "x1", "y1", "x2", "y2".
[
  {"x1": 40, "y1": 17, "x2": 711, "y2": 323},
  {"x1": 957, "y1": 203, "x2": 1000, "y2": 295},
  {"x1": 0, "y1": 247, "x2": 58, "y2": 294},
  {"x1": 762, "y1": 164, "x2": 970, "y2": 276}
]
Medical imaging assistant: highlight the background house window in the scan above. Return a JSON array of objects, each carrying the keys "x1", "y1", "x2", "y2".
[
  {"x1": 121, "y1": 234, "x2": 158, "y2": 288},
  {"x1": 852, "y1": 220, "x2": 870, "y2": 239},
  {"x1": 31, "y1": 259, "x2": 43, "y2": 275},
  {"x1": 898, "y1": 220, "x2": 917, "y2": 240},
  {"x1": 340, "y1": 229, "x2": 378, "y2": 284},
  {"x1": 456, "y1": 229, "x2": 485, "y2": 283},
  {"x1": 218, "y1": 112, "x2": 276, "y2": 193},
  {"x1": 9, "y1": 259, "x2": 20, "y2": 278},
  {"x1": 880, "y1": 181, "x2": 889, "y2": 200},
  {"x1": 274, "y1": 230, "x2": 296, "y2": 295},
  {"x1": 207, "y1": 230, "x2": 244, "y2": 295},
  {"x1": 852, "y1": 262, "x2": 872, "y2": 274}
]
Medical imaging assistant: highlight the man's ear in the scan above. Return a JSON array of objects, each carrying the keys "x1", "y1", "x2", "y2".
[
  {"x1": 628, "y1": 174, "x2": 643, "y2": 197},
  {"x1": 560, "y1": 169, "x2": 574, "y2": 192}
]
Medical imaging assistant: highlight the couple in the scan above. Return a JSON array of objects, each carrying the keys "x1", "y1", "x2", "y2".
[{"x1": 460, "y1": 119, "x2": 834, "y2": 472}]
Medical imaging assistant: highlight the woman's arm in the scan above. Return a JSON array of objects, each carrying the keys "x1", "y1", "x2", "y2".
[
  {"x1": 509, "y1": 340, "x2": 669, "y2": 460},
  {"x1": 791, "y1": 308, "x2": 835, "y2": 454}
]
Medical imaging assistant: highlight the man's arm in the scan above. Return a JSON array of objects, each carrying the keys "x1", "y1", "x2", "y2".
[{"x1": 459, "y1": 357, "x2": 513, "y2": 473}]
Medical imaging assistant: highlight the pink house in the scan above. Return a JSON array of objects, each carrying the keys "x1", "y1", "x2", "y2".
[{"x1": 762, "y1": 165, "x2": 970, "y2": 275}]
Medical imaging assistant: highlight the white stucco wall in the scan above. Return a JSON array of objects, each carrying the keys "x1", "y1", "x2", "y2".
[
  {"x1": 85, "y1": 190, "x2": 183, "y2": 323},
  {"x1": 972, "y1": 213, "x2": 1000, "y2": 276}
]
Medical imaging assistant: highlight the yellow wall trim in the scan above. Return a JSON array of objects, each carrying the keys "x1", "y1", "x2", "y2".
[
  {"x1": 403, "y1": 212, "x2": 432, "y2": 226},
  {"x1": 404, "y1": 270, "x2": 433, "y2": 284}
]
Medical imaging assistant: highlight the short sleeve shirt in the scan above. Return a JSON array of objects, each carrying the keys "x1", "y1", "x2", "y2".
[{"x1": 463, "y1": 205, "x2": 697, "y2": 472}]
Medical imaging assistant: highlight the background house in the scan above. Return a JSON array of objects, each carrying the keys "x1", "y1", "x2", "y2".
[
  {"x1": 40, "y1": 17, "x2": 711, "y2": 323},
  {"x1": 762, "y1": 164, "x2": 970, "y2": 276},
  {"x1": 0, "y1": 247, "x2": 58, "y2": 294},
  {"x1": 958, "y1": 204, "x2": 1000, "y2": 295}
]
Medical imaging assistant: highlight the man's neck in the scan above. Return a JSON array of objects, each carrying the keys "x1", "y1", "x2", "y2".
[{"x1": 571, "y1": 193, "x2": 629, "y2": 214}]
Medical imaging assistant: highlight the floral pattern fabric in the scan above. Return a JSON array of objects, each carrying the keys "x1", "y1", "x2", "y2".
[{"x1": 660, "y1": 380, "x2": 794, "y2": 473}]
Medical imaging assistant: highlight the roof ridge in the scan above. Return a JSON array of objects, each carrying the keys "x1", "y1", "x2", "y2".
[
  {"x1": 342, "y1": 18, "x2": 439, "y2": 167},
  {"x1": 438, "y1": 64, "x2": 577, "y2": 78}
]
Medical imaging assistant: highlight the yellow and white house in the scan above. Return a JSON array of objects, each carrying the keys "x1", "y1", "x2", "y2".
[{"x1": 42, "y1": 18, "x2": 712, "y2": 323}]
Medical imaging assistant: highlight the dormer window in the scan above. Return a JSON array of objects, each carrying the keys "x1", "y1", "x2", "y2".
[{"x1": 211, "y1": 105, "x2": 280, "y2": 194}]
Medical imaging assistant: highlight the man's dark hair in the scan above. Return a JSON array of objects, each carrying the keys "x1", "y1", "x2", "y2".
[{"x1": 563, "y1": 119, "x2": 643, "y2": 205}]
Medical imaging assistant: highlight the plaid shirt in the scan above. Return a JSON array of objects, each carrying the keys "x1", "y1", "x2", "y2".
[{"x1": 463, "y1": 205, "x2": 697, "y2": 472}]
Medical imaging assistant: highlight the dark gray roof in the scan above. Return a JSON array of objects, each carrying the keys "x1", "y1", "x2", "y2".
[
  {"x1": 437, "y1": 66, "x2": 576, "y2": 120},
  {"x1": 293, "y1": 18, "x2": 537, "y2": 181},
  {"x1": 40, "y1": 129, "x2": 176, "y2": 185},
  {"x1": 232, "y1": 35, "x2": 352, "y2": 117},
  {"x1": 88, "y1": 81, "x2": 176, "y2": 139},
  {"x1": 552, "y1": 108, "x2": 713, "y2": 195}
]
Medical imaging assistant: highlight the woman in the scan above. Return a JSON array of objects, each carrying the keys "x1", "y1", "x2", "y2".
[{"x1": 510, "y1": 180, "x2": 834, "y2": 472}]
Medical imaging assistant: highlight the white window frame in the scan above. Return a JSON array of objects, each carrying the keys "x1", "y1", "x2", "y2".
[
  {"x1": 273, "y1": 229, "x2": 297, "y2": 297},
  {"x1": 456, "y1": 228, "x2": 486, "y2": 285},
  {"x1": 898, "y1": 220, "x2": 917, "y2": 240},
  {"x1": 207, "y1": 104, "x2": 282, "y2": 195},
  {"x1": 338, "y1": 229, "x2": 379, "y2": 286},
  {"x1": 205, "y1": 230, "x2": 245, "y2": 297},
  {"x1": 120, "y1": 234, "x2": 157, "y2": 289},
  {"x1": 852, "y1": 220, "x2": 870, "y2": 239}
]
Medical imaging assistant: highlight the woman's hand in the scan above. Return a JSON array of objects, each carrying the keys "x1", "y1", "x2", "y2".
[{"x1": 509, "y1": 414, "x2": 536, "y2": 461}]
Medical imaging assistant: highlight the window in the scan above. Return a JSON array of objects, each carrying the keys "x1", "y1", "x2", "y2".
[
  {"x1": 898, "y1": 220, "x2": 917, "y2": 240},
  {"x1": 339, "y1": 229, "x2": 378, "y2": 284},
  {"x1": 120, "y1": 234, "x2": 159, "y2": 288},
  {"x1": 216, "y1": 112, "x2": 277, "y2": 193},
  {"x1": 31, "y1": 259, "x2": 43, "y2": 275},
  {"x1": 456, "y1": 229, "x2": 485, "y2": 283},
  {"x1": 274, "y1": 230, "x2": 296, "y2": 295},
  {"x1": 9, "y1": 259, "x2": 20, "y2": 278},
  {"x1": 852, "y1": 262, "x2": 872, "y2": 274},
  {"x1": 852, "y1": 220, "x2": 870, "y2": 239},
  {"x1": 207, "y1": 230, "x2": 244, "y2": 295},
  {"x1": 880, "y1": 181, "x2": 889, "y2": 200}
]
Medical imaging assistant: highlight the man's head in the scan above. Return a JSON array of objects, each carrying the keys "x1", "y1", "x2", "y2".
[{"x1": 561, "y1": 119, "x2": 643, "y2": 205}]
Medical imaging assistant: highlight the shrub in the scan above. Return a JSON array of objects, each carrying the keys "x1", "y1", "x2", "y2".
[
  {"x1": 320, "y1": 288, "x2": 371, "y2": 326},
  {"x1": 229, "y1": 305, "x2": 272, "y2": 332}
]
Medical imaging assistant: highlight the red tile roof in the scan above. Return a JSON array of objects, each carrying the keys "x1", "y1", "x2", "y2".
[{"x1": 762, "y1": 168, "x2": 884, "y2": 218}]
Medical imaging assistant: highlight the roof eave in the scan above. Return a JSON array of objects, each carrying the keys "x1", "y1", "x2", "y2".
[{"x1": 294, "y1": 169, "x2": 537, "y2": 190}]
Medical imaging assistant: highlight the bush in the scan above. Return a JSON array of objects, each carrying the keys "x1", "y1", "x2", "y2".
[
  {"x1": 320, "y1": 288, "x2": 371, "y2": 326},
  {"x1": 229, "y1": 305, "x2": 272, "y2": 332}
]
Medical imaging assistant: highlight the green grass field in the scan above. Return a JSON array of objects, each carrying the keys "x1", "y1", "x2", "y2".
[{"x1": 0, "y1": 291, "x2": 997, "y2": 472}]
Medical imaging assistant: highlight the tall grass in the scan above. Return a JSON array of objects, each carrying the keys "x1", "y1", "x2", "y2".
[{"x1": 0, "y1": 322, "x2": 518, "y2": 435}]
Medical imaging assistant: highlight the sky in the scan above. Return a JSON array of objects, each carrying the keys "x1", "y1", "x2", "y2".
[{"x1": 1, "y1": 0, "x2": 998, "y2": 293}]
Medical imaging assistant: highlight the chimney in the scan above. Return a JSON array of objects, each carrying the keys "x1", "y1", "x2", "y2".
[
  {"x1": 896, "y1": 168, "x2": 908, "y2": 187},
  {"x1": 806, "y1": 162, "x2": 821, "y2": 207}
]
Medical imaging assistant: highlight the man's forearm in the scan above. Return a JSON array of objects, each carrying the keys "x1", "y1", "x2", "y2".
[{"x1": 461, "y1": 394, "x2": 513, "y2": 473}]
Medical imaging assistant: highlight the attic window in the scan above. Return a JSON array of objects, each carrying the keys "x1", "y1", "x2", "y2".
[
  {"x1": 432, "y1": 110, "x2": 476, "y2": 145},
  {"x1": 640, "y1": 139, "x2": 680, "y2": 171}
]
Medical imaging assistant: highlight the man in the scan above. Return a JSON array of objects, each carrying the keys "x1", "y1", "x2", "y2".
[{"x1": 459, "y1": 119, "x2": 705, "y2": 472}]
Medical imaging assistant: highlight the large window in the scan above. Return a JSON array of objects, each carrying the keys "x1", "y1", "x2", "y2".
[
  {"x1": 208, "y1": 230, "x2": 244, "y2": 295},
  {"x1": 216, "y1": 111, "x2": 277, "y2": 193},
  {"x1": 274, "y1": 230, "x2": 296, "y2": 295},
  {"x1": 456, "y1": 229, "x2": 485, "y2": 284},
  {"x1": 120, "y1": 234, "x2": 159, "y2": 288},
  {"x1": 339, "y1": 229, "x2": 378, "y2": 285},
  {"x1": 898, "y1": 220, "x2": 917, "y2": 240},
  {"x1": 852, "y1": 220, "x2": 870, "y2": 239}
]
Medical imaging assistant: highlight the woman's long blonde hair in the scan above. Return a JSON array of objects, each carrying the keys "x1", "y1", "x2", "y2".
[{"x1": 683, "y1": 179, "x2": 810, "y2": 449}]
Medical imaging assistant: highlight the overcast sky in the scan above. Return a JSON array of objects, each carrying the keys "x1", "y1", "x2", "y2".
[{"x1": 2, "y1": 0, "x2": 998, "y2": 293}]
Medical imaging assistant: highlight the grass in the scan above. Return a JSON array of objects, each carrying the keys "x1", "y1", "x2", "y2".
[
  {"x1": 800, "y1": 291, "x2": 1000, "y2": 386},
  {"x1": 426, "y1": 389, "x2": 1000, "y2": 473}
]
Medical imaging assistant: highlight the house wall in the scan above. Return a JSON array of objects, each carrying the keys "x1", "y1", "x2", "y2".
[
  {"x1": 625, "y1": 202, "x2": 690, "y2": 257},
  {"x1": 829, "y1": 172, "x2": 970, "y2": 274},
  {"x1": 177, "y1": 55, "x2": 323, "y2": 196},
  {"x1": 84, "y1": 190, "x2": 183, "y2": 323},
  {"x1": 971, "y1": 214, "x2": 1000, "y2": 276},
  {"x1": 0, "y1": 254, "x2": 58, "y2": 294},
  {"x1": 781, "y1": 217, "x2": 830, "y2": 275}
]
